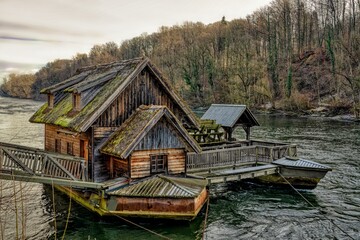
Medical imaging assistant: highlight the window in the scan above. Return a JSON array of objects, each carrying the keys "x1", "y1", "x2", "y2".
[
  {"x1": 55, "y1": 139, "x2": 61, "y2": 153},
  {"x1": 67, "y1": 142, "x2": 74, "y2": 155},
  {"x1": 150, "y1": 154, "x2": 167, "y2": 174},
  {"x1": 80, "y1": 140, "x2": 85, "y2": 158}
]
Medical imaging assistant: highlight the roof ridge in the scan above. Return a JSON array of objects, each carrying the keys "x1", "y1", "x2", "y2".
[
  {"x1": 76, "y1": 57, "x2": 146, "y2": 74},
  {"x1": 211, "y1": 104, "x2": 247, "y2": 107}
]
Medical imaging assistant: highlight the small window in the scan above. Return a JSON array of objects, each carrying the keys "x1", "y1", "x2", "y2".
[
  {"x1": 80, "y1": 140, "x2": 85, "y2": 158},
  {"x1": 67, "y1": 142, "x2": 74, "y2": 155},
  {"x1": 150, "y1": 154, "x2": 167, "y2": 174},
  {"x1": 55, "y1": 139, "x2": 61, "y2": 153}
]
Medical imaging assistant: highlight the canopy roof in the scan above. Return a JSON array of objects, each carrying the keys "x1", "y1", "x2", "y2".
[
  {"x1": 101, "y1": 105, "x2": 201, "y2": 159},
  {"x1": 107, "y1": 175, "x2": 207, "y2": 198},
  {"x1": 201, "y1": 104, "x2": 259, "y2": 128}
]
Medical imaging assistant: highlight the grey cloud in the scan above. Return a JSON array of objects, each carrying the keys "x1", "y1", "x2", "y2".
[
  {"x1": 0, "y1": 35, "x2": 64, "y2": 43},
  {"x1": 0, "y1": 20, "x2": 102, "y2": 39},
  {"x1": 0, "y1": 60, "x2": 42, "y2": 71}
]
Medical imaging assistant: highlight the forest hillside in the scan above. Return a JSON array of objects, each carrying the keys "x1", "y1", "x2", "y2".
[{"x1": 1, "y1": 0, "x2": 359, "y2": 116}]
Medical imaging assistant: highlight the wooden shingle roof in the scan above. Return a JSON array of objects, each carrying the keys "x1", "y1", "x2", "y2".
[
  {"x1": 101, "y1": 105, "x2": 201, "y2": 159},
  {"x1": 107, "y1": 175, "x2": 207, "y2": 198},
  {"x1": 201, "y1": 104, "x2": 259, "y2": 128},
  {"x1": 29, "y1": 57, "x2": 199, "y2": 132}
]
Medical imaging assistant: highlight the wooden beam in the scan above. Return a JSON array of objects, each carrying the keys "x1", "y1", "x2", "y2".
[
  {"x1": 0, "y1": 172, "x2": 104, "y2": 189},
  {"x1": 47, "y1": 156, "x2": 77, "y2": 180},
  {"x1": 3, "y1": 148, "x2": 34, "y2": 175}
]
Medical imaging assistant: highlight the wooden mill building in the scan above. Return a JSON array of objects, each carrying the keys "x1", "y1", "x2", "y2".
[
  {"x1": 30, "y1": 57, "x2": 201, "y2": 183},
  {"x1": 1, "y1": 57, "x2": 331, "y2": 220}
]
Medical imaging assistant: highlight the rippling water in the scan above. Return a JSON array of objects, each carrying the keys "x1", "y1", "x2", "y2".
[{"x1": 0, "y1": 96, "x2": 359, "y2": 240}]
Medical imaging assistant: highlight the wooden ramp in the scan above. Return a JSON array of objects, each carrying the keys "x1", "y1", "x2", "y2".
[
  {"x1": 0, "y1": 142, "x2": 103, "y2": 189},
  {"x1": 188, "y1": 164, "x2": 278, "y2": 184}
]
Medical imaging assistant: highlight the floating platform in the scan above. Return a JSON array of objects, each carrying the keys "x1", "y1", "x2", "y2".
[
  {"x1": 54, "y1": 175, "x2": 208, "y2": 220},
  {"x1": 256, "y1": 157, "x2": 332, "y2": 189}
]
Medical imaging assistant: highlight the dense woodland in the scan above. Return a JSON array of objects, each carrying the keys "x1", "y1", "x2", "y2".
[{"x1": 1, "y1": 0, "x2": 359, "y2": 116}]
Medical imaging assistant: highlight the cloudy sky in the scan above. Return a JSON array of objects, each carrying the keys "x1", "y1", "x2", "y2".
[{"x1": 0, "y1": 0, "x2": 272, "y2": 80}]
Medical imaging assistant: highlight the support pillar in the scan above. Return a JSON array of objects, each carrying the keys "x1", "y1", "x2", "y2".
[{"x1": 243, "y1": 126, "x2": 251, "y2": 141}]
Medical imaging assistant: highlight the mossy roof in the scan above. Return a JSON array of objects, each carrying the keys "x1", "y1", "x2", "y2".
[
  {"x1": 29, "y1": 57, "x2": 199, "y2": 132},
  {"x1": 101, "y1": 105, "x2": 201, "y2": 159},
  {"x1": 107, "y1": 175, "x2": 207, "y2": 198}
]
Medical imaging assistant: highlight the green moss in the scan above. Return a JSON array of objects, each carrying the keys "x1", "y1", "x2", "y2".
[
  {"x1": 54, "y1": 116, "x2": 73, "y2": 127},
  {"x1": 29, "y1": 103, "x2": 48, "y2": 122}
]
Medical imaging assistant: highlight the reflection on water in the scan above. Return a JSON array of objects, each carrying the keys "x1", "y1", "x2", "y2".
[{"x1": 0, "y1": 97, "x2": 359, "y2": 239}]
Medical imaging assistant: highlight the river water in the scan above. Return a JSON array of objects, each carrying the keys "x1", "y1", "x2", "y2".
[{"x1": 0, "y1": 96, "x2": 359, "y2": 240}]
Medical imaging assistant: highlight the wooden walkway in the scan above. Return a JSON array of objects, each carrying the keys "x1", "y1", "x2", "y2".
[
  {"x1": 0, "y1": 142, "x2": 102, "y2": 189},
  {"x1": 0, "y1": 140, "x2": 297, "y2": 188}
]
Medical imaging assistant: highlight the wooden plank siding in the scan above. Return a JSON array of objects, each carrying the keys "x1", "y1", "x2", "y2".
[
  {"x1": 111, "y1": 157, "x2": 129, "y2": 178},
  {"x1": 44, "y1": 124, "x2": 90, "y2": 159},
  {"x1": 92, "y1": 126, "x2": 118, "y2": 182},
  {"x1": 130, "y1": 149, "x2": 185, "y2": 179},
  {"x1": 94, "y1": 68, "x2": 190, "y2": 129},
  {"x1": 113, "y1": 196, "x2": 195, "y2": 213},
  {"x1": 135, "y1": 119, "x2": 186, "y2": 150}
]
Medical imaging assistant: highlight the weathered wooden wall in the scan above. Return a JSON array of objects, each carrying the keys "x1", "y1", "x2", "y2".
[
  {"x1": 135, "y1": 119, "x2": 186, "y2": 150},
  {"x1": 44, "y1": 124, "x2": 90, "y2": 158},
  {"x1": 110, "y1": 156, "x2": 129, "y2": 178},
  {"x1": 113, "y1": 196, "x2": 195, "y2": 213},
  {"x1": 194, "y1": 188, "x2": 208, "y2": 213},
  {"x1": 92, "y1": 126, "x2": 118, "y2": 182},
  {"x1": 130, "y1": 149, "x2": 185, "y2": 178},
  {"x1": 94, "y1": 68, "x2": 191, "y2": 128}
]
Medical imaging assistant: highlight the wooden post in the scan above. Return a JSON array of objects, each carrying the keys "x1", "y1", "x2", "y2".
[
  {"x1": 81, "y1": 159, "x2": 87, "y2": 181},
  {"x1": 228, "y1": 128, "x2": 233, "y2": 141},
  {"x1": 245, "y1": 126, "x2": 251, "y2": 141},
  {"x1": 270, "y1": 148, "x2": 274, "y2": 162},
  {"x1": 184, "y1": 153, "x2": 187, "y2": 175},
  {"x1": 0, "y1": 147, "x2": 3, "y2": 170},
  {"x1": 255, "y1": 146, "x2": 258, "y2": 165},
  {"x1": 288, "y1": 144, "x2": 297, "y2": 157}
]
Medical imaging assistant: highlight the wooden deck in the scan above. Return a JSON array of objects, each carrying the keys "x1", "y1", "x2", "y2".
[
  {"x1": 186, "y1": 141, "x2": 296, "y2": 184},
  {"x1": 187, "y1": 141, "x2": 296, "y2": 172},
  {"x1": 188, "y1": 164, "x2": 278, "y2": 184}
]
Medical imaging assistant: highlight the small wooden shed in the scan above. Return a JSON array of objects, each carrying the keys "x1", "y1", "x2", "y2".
[{"x1": 201, "y1": 104, "x2": 259, "y2": 141}]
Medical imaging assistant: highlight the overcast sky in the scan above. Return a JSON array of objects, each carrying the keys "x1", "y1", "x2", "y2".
[{"x1": 0, "y1": 0, "x2": 272, "y2": 80}]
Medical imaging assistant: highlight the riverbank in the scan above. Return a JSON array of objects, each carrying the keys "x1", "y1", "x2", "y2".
[
  {"x1": 254, "y1": 109, "x2": 360, "y2": 123},
  {"x1": 2, "y1": 95, "x2": 358, "y2": 123}
]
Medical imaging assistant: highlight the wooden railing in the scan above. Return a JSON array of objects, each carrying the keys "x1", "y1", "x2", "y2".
[
  {"x1": 187, "y1": 143, "x2": 297, "y2": 173},
  {"x1": 0, "y1": 142, "x2": 88, "y2": 181}
]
